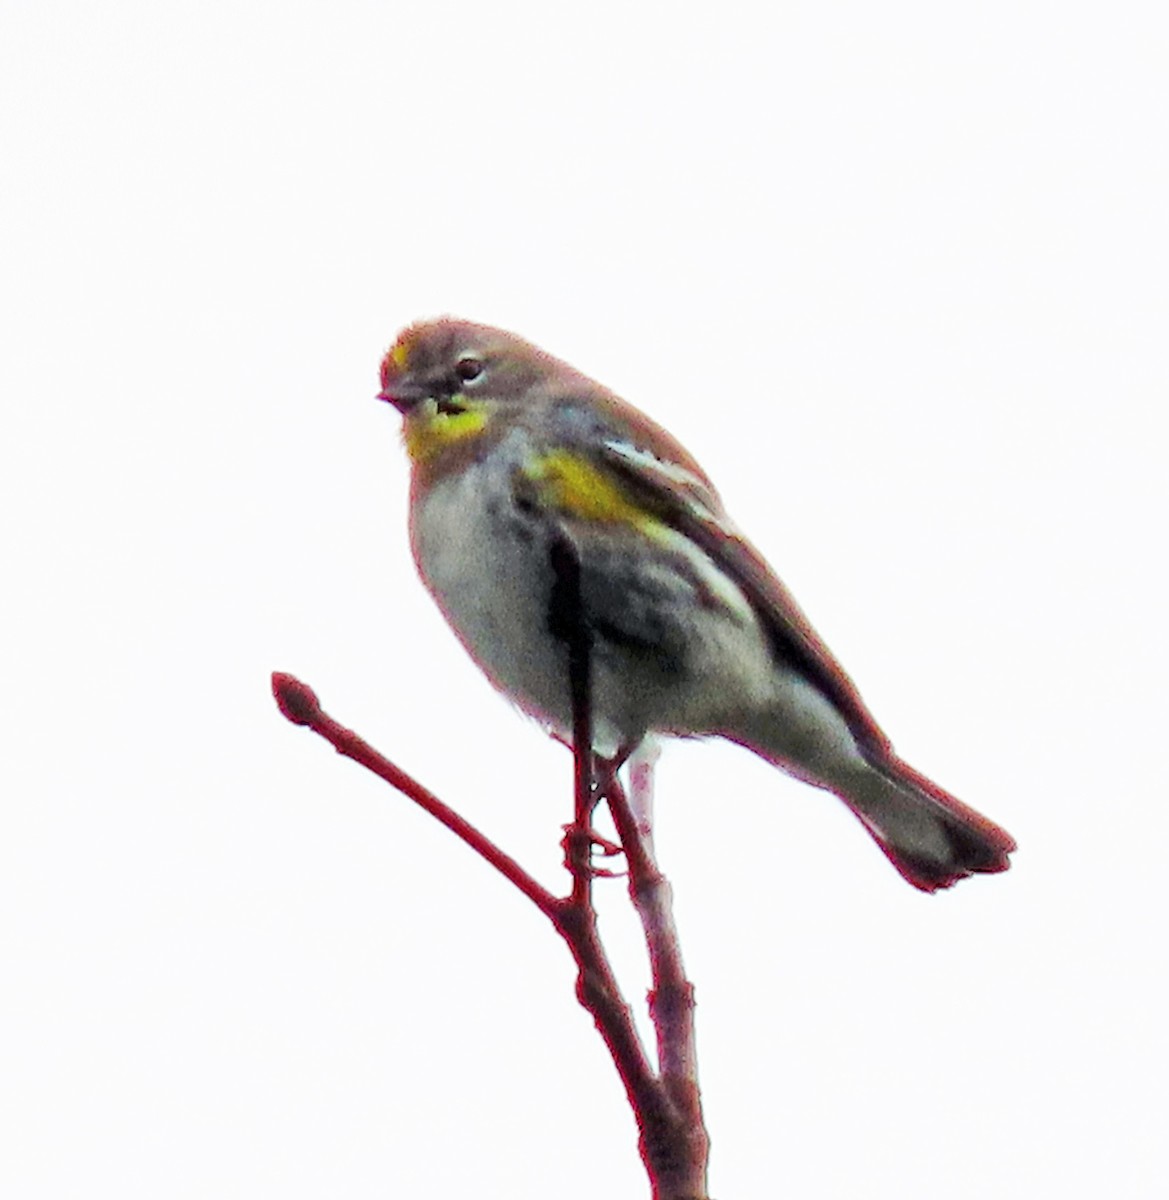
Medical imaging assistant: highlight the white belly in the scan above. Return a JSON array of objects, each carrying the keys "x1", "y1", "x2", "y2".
[{"x1": 412, "y1": 453, "x2": 568, "y2": 722}]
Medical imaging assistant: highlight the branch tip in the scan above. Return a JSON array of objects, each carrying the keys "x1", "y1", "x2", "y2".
[{"x1": 272, "y1": 672, "x2": 321, "y2": 726}]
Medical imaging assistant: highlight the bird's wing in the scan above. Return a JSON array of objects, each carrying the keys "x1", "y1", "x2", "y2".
[{"x1": 594, "y1": 434, "x2": 892, "y2": 758}]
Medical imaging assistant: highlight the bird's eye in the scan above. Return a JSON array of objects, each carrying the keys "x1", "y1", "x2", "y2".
[{"x1": 455, "y1": 355, "x2": 485, "y2": 383}]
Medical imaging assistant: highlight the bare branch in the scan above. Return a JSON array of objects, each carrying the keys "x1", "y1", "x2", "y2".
[
  {"x1": 547, "y1": 534, "x2": 596, "y2": 911},
  {"x1": 604, "y1": 751, "x2": 710, "y2": 1198},
  {"x1": 273, "y1": 593, "x2": 711, "y2": 1200},
  {"x1": 271, "y1": 672, "x2": 559, "y2": 918}
]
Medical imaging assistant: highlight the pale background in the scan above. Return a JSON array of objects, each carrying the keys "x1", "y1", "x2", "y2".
[{"x1": 2, "y1": 2, "x2": 1166, "y2": 1196}]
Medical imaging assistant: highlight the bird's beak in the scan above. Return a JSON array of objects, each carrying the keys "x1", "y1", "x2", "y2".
[{"x1": 376, "y1": 383, "x2": 426, "y2": 414}]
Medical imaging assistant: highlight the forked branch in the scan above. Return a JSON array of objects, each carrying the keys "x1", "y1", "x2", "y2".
[{"x1": 272, "y1": 540, "x2": 709, "y2": 1198}]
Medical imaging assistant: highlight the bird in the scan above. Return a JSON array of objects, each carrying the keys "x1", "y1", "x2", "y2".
[{"x1": 376, "y1": 317, "x2": 1015, "y2": 892}]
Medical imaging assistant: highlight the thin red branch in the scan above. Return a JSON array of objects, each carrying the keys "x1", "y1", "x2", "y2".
[
  {"x1": 604, "y1": 761, "x2": 710, "y2": 1198},
  {"x1": 271, "y1": 672, "x2": 663, "y2": 1109},
  {"x1": 272, "y1": 671, "x2": 709, "y2": 1199},
  {"x1": 271, "y1": 673, "x2": 559, "y2": 918},
  {"x1": 549, "y1": 901, "x2": 677, "y2": 1157},
  {"x1": 549, "y1": 535, "x2": 596, "y2": 911}
]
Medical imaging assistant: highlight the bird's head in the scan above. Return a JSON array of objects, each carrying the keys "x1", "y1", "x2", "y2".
[{"x1": 378, "y1": 318, "x2": 572, "y2": 465}]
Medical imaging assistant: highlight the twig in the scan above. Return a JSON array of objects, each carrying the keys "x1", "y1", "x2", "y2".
[
  {"x1": 271, "y1": 673, "x2": 559, "y2": 918},
  {"x1": 273, "y1": 671, "x2": 687, "y2": 1181},
  {"x1": 547, "y1": 533, "x2": 595, "y2": 910},
  {"x1": 604, "y1": 750, "x2": 710, "y2": 1198},
  {"x1": 273, "y1": 669, "x2": 709, "y2": 1200}
]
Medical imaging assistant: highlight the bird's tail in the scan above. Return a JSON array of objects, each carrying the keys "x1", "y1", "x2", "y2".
[
  {"x1": 831, "y1": 755, "x2": 1016, "y2": 891},
  {"x1": 737, "y1": 725, "x2": 1016, "y2": 891}
]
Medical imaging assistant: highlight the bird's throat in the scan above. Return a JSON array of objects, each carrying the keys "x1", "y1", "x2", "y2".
[{"x1": 403, "y1": 400, "x2": 489, "y2": 463}]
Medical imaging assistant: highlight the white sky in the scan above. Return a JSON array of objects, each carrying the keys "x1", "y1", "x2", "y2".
[{"x1": 2, "y1": 2, "x2": 1166, "y2": 1196}]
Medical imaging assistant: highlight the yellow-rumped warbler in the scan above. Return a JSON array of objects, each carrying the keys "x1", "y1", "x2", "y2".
[{"x1": 377, "y1": 318, "x2": 1015, "y2": 892}]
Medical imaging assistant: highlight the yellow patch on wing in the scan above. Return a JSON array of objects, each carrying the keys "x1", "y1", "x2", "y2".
[
  {"x1": 523, "y1": 450, "x2": 657, "y2": 529},
  {"x1": 403, "y1": 400, "x2": 488, "y2": 462}
]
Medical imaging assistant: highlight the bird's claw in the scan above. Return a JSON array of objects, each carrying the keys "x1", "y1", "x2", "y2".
[{"x1": 560, "y1": 823, "x2": 627, "y2": 877}]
